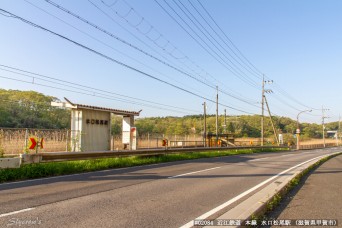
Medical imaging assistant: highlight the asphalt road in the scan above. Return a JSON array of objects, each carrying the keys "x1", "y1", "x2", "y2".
[{"x1": 0, "y1": 148, "x2": 340, "y2": 228}]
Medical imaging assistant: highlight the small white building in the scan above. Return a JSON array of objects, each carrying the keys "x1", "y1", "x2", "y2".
[{"x1": 52, "y1": 98, "x2": 140, "y2": 152}]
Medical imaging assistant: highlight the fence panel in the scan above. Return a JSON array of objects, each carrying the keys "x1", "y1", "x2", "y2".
[{"x1": 0, "y1": 128, "x2": 69, "y2": 155}]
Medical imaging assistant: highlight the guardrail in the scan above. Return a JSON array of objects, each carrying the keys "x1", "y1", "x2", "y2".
[
  {"x1": 19, "y1": 146, "x2": 290, "y2": 165},
  {"x1": 0, "y1": 157, "x2": 21, "y2": 168},
  {"x1": 169, "y1": 140, "x2": 204, "y2": 148}
]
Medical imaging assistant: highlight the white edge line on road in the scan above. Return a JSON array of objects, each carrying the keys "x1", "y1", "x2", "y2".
[
  {"x1": 0, "y1": 208, "x2": 35, "y2": 218},
  {"x1": 168, "y1": 167, "x2": 221, "y2": 179},
  {"x1": 179, "y1": 152, "x2": 338, "y2": 228}
]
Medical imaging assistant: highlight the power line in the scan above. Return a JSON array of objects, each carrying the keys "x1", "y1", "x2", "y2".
[
  {"x1": 193, "y1": 0, "x2": 318, "y2": 113},
  {"x1": 0, "y1": 9, "x2": 256, "y2": 115},
  {"x1": 187, "y1": 0, "x2": 262, "y2": 79},
  {"x1": 154, "y1": 0, "x2": 259, "y2": 89},
  {"x1": 43, "y1": 0, "x2": 258, "y2": 106},
  {"x1": 160, "y1": 0, "x2": 259, "y2": 88},
  {"x1": 196, "y1": 0, "x2": 263, "y2": 76},
  {"x1": 0, "y1": 65, "x2": 199, "y2": 114},
  {"x1": 100, "y1": 0, "x2": 259, "y2": 104},
  {"x1": 93, "y1": 0, "x2": 192, "y2": 75},
  {"x1": 173, "y1": 0, "x2": 260, "y2": 83},
  {"x1": 43, "y1": 0, "x2": 207, "y2": 87},
  {"x1": 101, "y1": 0, "x2": 215, "y2": 83},
  {"x1": 0, "y1": 74, "x2": 195, "y2": 115},
  {"x1": 25, "y1": 0, "x2": 209, "y2": 98},
  {"x1": 272, "y1": 82, "x2": 319, "y2": 110}
]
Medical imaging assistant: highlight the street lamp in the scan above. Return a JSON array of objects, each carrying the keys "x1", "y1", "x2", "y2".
[{"x1": 296, "y1": 110, "x2": 312, "y2": 150}]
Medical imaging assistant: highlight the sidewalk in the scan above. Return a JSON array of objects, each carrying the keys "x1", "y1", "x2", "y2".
[{"x1": 267, "y1": 154, "x2": 342, "y2": 227}]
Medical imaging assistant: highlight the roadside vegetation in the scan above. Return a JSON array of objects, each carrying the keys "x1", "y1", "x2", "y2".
[{"x1": 0, "y1": 147, "x2": 287, "y2": 183}]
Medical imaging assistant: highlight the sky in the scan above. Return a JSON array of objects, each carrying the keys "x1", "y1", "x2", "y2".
[{"x1": 0, "y1": 0, "x2": 341, "y2": 124}]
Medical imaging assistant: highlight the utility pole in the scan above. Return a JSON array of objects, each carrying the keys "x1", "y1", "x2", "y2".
[
  {"x1": 216, "y1": 86, "x2": 219, "y2": 145},
  {"x1": 339, "y1": 114, "x2": 341, "y2": 146},
  {"x1": 261, "y1": 76, "x2": 273, "y2": 146},
  {"x1": 322, "y1": 106, "x2": 325, "y2": 148},
  {"x1": 322, "y1": 106, "x2": 329, "y2": 148},
  {"x1": 261, "y1": 75, "x2": 265, "y2": 146},
  {"x1": 203, "y1": 102, "x2": 207, "y2": 147},
  {"x1": 264, "y1": 96, "x2": 279, "y2": 146},
  {"x1": 224, "y1": 109, "x2": 227, "y2": 133}
]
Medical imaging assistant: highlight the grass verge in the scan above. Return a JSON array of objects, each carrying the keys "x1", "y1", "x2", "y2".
[
  {"x1": 0, "y1": 148, "x2": 287, "y2": 183},
  {"x1": 251, "y1": 152, "x2": 342, "y2": 223}
]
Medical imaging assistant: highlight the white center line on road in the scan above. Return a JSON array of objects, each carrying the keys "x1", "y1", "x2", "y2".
[
  {"x1": 250, "y1": 157, "x2": 269, "y2": 162},
  {"x1": 0, "y1": 208, "x2": 35, "y2": 218},
  {"x1": 179, "y1": 153, "x2": 337, "y2": 228},
  {"x1": 168, "y1": 167, "x2": 221, "y2": 179}
]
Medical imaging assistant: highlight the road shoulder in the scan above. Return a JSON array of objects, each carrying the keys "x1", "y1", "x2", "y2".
[{"x1": 266, "y1": 153, "x2": 342, "y2": 226}]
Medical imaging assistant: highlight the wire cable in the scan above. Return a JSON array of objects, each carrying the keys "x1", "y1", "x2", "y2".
[
  {"x1": 100, "y1": 0, "x2": 260, "y2": 103},
  {"x1": 44, "y1": 0, "x2": 258, "y2": 106},
  {"x1": 155, "y1": 0, "x2": 259, "y2": 88},
  {"x1": 0, "y1": 65, "x2": 199, "y2": 113},
  {"x1": 196, "y1": 0, "x2": 263, "y2": 76},
  {"x1": 0, "y1": 9, "x2": 256, "y2": 115},
  {"x1": 173, "y1": 0, "x2": 260, "y2": 84}
]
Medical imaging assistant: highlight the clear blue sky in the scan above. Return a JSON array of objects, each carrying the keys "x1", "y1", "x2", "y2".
[{"x1": 0, "y1": 0, "x2": 341, "y2": 123}]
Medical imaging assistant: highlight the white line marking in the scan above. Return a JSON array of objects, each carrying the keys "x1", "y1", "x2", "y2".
[
  {"x1": 179, "y1": 153, "x2": 337, "y2": 228},
  {"x1": 281, "y1": 154, "x2": 295, "y2": 157},
  {"x1": 0, "y1": 208, "x2": 35, "y2": 218},
  {"x1": 250, "y1": 157, "x2": 269, "y2": 162},
  {"x1": 168, "y1": 167, "x2": 221, "y2": 179}
]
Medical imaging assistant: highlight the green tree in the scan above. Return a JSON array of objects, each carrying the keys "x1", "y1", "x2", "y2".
[{"x1": 0, "y1": 89, "x2": 70, "y2": 129}]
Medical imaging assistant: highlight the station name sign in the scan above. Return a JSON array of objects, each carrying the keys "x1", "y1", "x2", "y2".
[{"x1": 86, "y1": 119, "x2": 109, "y2": 125}]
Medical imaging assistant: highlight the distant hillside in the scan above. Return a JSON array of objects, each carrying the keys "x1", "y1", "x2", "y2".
[
  {"x1": 0, "y1": 89, "x2": 69, "y2": 129},
  {"x1": 134, "y1": 115, "x2": 296, "y2": 138},
  {"x1": 133, "y1": 115, "x2": 339, "y2": 144}
]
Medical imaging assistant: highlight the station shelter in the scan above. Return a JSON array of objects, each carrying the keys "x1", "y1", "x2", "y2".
[{"x1": 51, "y1": 98, "x2": 140, "y2": 152}]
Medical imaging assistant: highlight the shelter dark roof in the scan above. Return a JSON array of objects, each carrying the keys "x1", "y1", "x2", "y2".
[{"x1": 65, "y1": 98, "x2": 140, "y2": 116}]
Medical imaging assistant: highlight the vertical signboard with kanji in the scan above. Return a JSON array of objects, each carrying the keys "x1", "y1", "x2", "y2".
[{"x1": 130, "y1": 127, "x2": 137, "y2": 150}]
